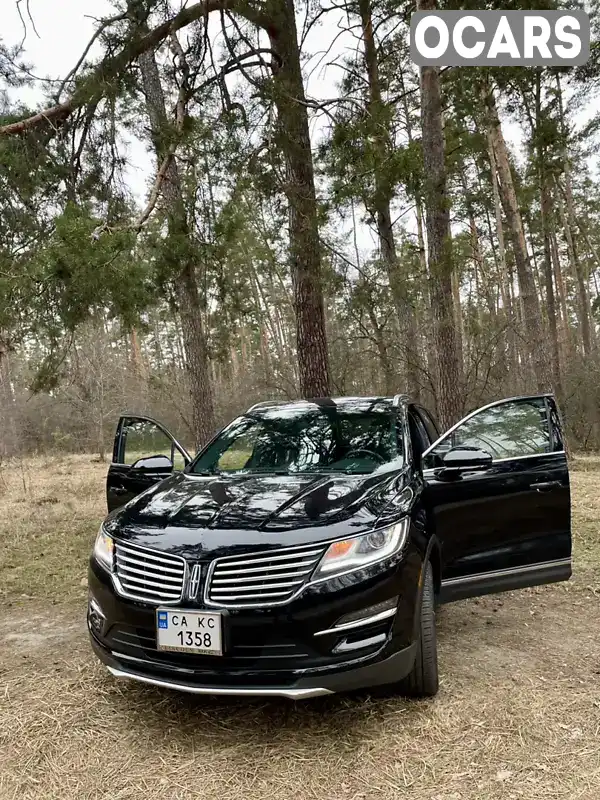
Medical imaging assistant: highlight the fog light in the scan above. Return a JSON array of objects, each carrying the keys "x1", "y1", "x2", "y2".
[
  {"x1": 337, "y1": 597, "x2": 398, "y2": 627},
  {"x1": 88, "y1": 595, "x2": 107, "y2": 636},
  {"x1": 314, "y1": 596, "x2": 398, "y2": 637}
]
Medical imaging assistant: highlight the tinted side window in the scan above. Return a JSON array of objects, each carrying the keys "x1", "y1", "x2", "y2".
[
  {"x1": 424, "y1": 398, "x2": 551, "y2": 467},
  {"x1": 117, "y1": 418, "x2": 186, "y2": 470},
  {"x1": 415, "y1": 406, "x2": 439, "y2": 443},
  {"x1": 548, "y1": 400, "x2": 565, "y2": 451},
  {"x1": 408, "y1": 410, "x2": 429, "y2": 459},
  {"x1": 119, "y1": 419, "x2": 174, "y2": 465}
]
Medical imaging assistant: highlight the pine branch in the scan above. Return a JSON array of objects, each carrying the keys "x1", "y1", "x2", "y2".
[
  {"x1": 55, "y1": 10, "x2": 129, "y2": 101},
  {"x1": 0, "y1": 0, "x2": 271, "y2": 136}
]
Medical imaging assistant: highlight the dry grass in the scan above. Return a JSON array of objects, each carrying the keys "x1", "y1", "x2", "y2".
[{"x1": 1, "y1": 454, "x2": 599, "y2": 800}]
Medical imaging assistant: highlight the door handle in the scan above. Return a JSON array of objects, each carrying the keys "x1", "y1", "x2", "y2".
[
  {"x1": 530, "y1": 480, "x2": 561, "y2": 492},
  {"x1": 112, "y1": 485, "x2": 128, "y2": 495}
]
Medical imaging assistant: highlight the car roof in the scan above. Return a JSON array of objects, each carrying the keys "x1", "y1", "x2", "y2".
[{"x1": 245, "y1": 396, "x2": 410, "y2": 415}]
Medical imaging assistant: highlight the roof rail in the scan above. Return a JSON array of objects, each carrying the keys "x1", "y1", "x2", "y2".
[
  {"x1": 392, "y1": 393, "x2": 410, "y2": 407},
  {"x1": 246, "y1": 399, "x2": 289, "y2": 413}
]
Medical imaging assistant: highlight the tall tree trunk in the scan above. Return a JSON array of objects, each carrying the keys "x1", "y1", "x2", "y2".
[
  {"x1": 532, "y1": 75, "x2": 563, "y2": 404},
  {"x1": 365, "y1": 303, "x2": 395, "y2": 394},
  {"x1": 535, "y1": 76, "x2": 563, "y2": 403},
  {"x1": 358, "y1": 0, "x2": 419, "y2": 398},
  {"x1": 400, "y1": 66, "x2": 433, "y2": 400},
  {"x1": 0, "y1": 334, "x2": 18, "y2": 459},
  {"x1": 550, "y1": 230, "x2": 571, "y2": 359},
  {"x1": 555, "y1": 181, "x2": 593, "y2": 355},
  {"x1": 482, "y1": 82, "x2": 551, "y2": 392},
  {"x1": 267, "y1": 0, "x2": 330, "y2": 398},
  {"x1": 556, "y1": 75, "x2": 593, "y2": 355},
  {"x1": 540, "y1": 186, "x2": 562, "y2": 397},
  {"x1": 418, "y1": 0, "x2": 462, "y2": 429},
  {"x1": 138, "y1": 46, "x2": 215, "y2": 450}
]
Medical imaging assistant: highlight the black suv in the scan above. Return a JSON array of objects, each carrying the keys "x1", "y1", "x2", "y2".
[{"x1": 88, "y1": 394, "x2": 571, "y2": 699}]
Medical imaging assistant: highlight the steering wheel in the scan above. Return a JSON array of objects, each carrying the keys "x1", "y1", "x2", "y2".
[{"x1": 344, "y1": 448, "x2": 387, "y2": 464}]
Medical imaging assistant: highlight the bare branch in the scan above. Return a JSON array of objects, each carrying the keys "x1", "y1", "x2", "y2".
[
  {"x1": 55, "y1": 10, "x2": 129, "y2": 101},
  {"x1": 1, "y1": 0, "x2": 271, "y2": 137},
  {"x1": 15, "y1": 0, "x2": 39, "y2": 48}
]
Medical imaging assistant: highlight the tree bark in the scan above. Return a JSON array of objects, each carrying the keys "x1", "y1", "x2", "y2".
[
  {"x1": 555, "y1": 181, "x2": 593, "y2": 355},
  {"x1": 534, "y1": 74, "x2": 562, "y2": 404},
  {"x1": 556, "y1": 74, "x2": 593, "y2": 355},
  {"x1": 267, "y1": 0, "x2": 331, "y2": 398},
  {"x1": 358, "y1": 0, "x2": 419, "y2": 398},
  {"x1": 0, "y1": 334, "x2": 18, "y2": 459},
  {"x1": 417, "y1": 0, "x2": 462, "y2": 429},
  {"x1": 138, "y1": 46, "x2": 215, "y2": 450},
  {"x1": 482, "y1": 82, "x2": 551, "y2": 392}
]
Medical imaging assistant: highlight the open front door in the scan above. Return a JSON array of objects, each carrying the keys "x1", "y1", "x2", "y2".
[
  {"x1": 107, "y1": 415, "x2": 192, "y2": 512},
  {"x1": 422, "y1": 395, "x2": 571, "y2": 602}
]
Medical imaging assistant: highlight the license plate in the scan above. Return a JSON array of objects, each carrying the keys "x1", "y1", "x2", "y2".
[{"x1": 156, "y1": 608, "x2": 223, "y2": 655}]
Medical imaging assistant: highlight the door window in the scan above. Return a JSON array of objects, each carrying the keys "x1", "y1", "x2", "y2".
[
  {"x1": 415, "y1": 406, "x2": 439, "y2": 443},
  {"x1": 119, "y1": 418, "x2": 177, "y2": 467},
  {"x1": 423, "y1": 397, "x2": 551, "y2": 468},
  {"x1": 408, "y1": 410, "x2": 430, "y2": 463}
]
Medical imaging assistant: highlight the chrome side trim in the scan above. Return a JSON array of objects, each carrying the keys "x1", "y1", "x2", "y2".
[
  {"x1": 313, "y1": 607, "x2": 397, "y2": 637},
  {"x1": 332, "y1": 633, "x2": 387, "y2": 654},
  {"x1": 492, "y1": 450, "x2": 565, "y2": 464},
  {"x1": 440, "y1": 557, "x2": 572, "y2": 588},
  {"x1": 422, "y1": 450, "x2": 566, "y2": 477},
  {"x1": 88, "y1": 597, "x2": 106, "y2": 620},
  {"x1": 106, "y1": 667, "x2": 333, "y2": 699}
]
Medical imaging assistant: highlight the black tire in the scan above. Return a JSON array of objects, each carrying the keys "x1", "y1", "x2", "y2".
[{"x1": 400, "y1": 561, "x2": 439, "y2": 698}]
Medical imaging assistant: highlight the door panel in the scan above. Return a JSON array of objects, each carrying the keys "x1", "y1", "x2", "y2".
[
  {"x1": 422, "y1": 395, "x2": 571, "y2": 602},
  {"x1": 107, "y1": 416, "x2": 191, "y2": 512}
]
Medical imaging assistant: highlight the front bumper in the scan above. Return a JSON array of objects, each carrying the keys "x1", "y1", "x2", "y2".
[
  {"x1": 90, "y1": 633, "x2": 417, "y2": 699},
  {"x1": 88, "y1": 543, "x2": 422, "y2": 698}
]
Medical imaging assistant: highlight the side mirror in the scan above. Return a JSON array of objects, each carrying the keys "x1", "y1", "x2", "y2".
[
  {"x1": 131, "y1": 454, "x2": 173, "y2": 471},
  {"x1": 442, "y1": 448, "x2": 492, "y2": 470}
]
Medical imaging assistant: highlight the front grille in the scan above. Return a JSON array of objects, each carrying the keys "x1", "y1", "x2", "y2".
[
  {"x1": 206, "y1": 542, "x2": 327, "y2": 608},
  {"x1": 114, "y1": 541, "x2": 185, "y2": 603}
]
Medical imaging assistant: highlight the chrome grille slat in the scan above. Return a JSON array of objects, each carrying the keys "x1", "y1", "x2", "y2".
[
  {"x1": 115, "y1": 572, "x2": 183, "y2": 593},
  {"x1": 116, "y1": 562, "x2": 183, "y2": 584},
  {"x1": 210, "y1": 579, "x2": 304, "y2": 591},
  {"x1": 212, "y1": 570, "x2": 311, "y2": 584},
  {"x1": 114, "y1": 542, "x2": 185, "y2": 603},
  {"x1": 115, "y1": 545, "x2": 185, "y2": 569},
  {"x1": 215, "y1": 562, "x2": 316, "y2": 576},
  {"x1": 206, "y1": 543, "x2": 326, "y2": 608},
  {"x1": 215, "y1": 548, "x2": 324, "y2": 567},
  {"x1": 210, "y1": 589, "x2": 295, "y2": 599},
  {"x1": 116, "y1": 552, "x2": 184, "y2": 576}
]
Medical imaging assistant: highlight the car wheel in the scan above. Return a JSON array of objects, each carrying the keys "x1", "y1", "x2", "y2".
[{"x1": 401, "y1": 561, "x2": 439, "y2": 698}]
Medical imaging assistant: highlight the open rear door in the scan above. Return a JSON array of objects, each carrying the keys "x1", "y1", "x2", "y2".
[
  {"x1": 422, "y1": 394, "x2": 571, "y2": 602},
  {"x1": 107, "y1": 415, "x2": 192, "y2": 512}
]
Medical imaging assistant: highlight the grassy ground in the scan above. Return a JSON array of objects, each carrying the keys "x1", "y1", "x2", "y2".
[{"x1": 0, "y1": 454, "x2": 599, "y2": 800}]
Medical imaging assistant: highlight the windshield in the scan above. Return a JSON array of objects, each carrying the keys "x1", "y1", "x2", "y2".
[{"x1": 191, "y1": 404, "x2": 403, "y2": 476}]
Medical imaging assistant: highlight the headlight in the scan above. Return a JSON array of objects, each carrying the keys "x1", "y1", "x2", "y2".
[
  {"x1": 94, "y1": 526, "x2": 114, "y2": 572},
  {"x1": 312, "y1": 518, "x2": 409, "y2": 582}
]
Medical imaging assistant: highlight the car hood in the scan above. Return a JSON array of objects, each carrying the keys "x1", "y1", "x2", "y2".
[{"x1": 105, "y1": 468, "x2": 412, "y2": 556}]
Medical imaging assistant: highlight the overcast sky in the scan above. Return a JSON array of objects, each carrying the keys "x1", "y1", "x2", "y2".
[
  {"x1": 4, "y1": 0, "x2": 375, "y2": 243},
  {"x1": 4, "y1": 1, "x2": 597, "y2": 261}
]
